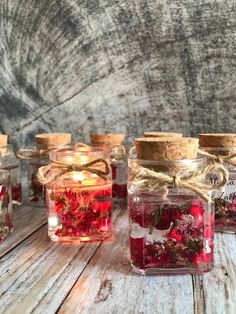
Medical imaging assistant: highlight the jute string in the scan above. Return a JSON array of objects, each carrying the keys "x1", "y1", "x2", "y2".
[
  {"x1": 16, "y1": 142, "x2": 89, "y2": 160},
  {"x1": 198, "y1": 149, "x2": 236, "y2": 167},
  {"x1": 37, "y1": 158, "x2": 110, "y2": 185},
  {"x1": 16, "y1": 148, "x2": 49, "y2": 160},
  {"x1": 130, "y1": 162, "x2": 228, "y2": 203}
]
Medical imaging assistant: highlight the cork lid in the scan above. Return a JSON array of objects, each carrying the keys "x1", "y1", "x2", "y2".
[
  {"x1": 144, "y1": 132, "x2": 182, "y2": 138},
  {"x1": 0, "y1": 134, "x2": 8, "y2": 148},
  {"x1": 135, "y1": 137, "x2": 199, "y2": 161},
  {"x1": 35, "y1": 133, "x2": 71, "y2": 149},
  {"x1": 199, "y1": 134, "x2": 236, "y2": 148},
  {"x1": 90, "y1": 134, "x2": 125, "y2": 146}
]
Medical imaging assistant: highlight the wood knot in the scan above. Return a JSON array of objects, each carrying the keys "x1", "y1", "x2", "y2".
[{"x1": 95, "y1": 279, "x2": 113, "y2": 303}]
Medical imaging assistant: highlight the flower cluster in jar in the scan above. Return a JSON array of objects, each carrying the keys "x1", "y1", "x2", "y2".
[
  {"x1": 209, "y1": 174, "x2": 236, "y2": 228},
  {"x1": 129, "y1": 199, "x2": 213, "y2": 269},
  {"x1": 30, "y1": 165, "x2": 45, "y2": 202},
  {"x1": 0, "y1": 186, "x2": 13, "y2": 242},
  {"x1": 49, "y1": 187, "x2": 112, "y2": 238},
  {"x1": 215, "y1": 197, "x2": 236, "y2": 228},
  {"x1": 12, "y1": 183, "x2": 22, "y2": 204},
  {"x1": 111, "y1": 164, "x2": 127, "y2": 199}
]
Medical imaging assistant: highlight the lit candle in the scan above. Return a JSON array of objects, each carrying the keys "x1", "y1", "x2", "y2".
[{"x1": 45, "y1": 147, "x2": 112, "y2": 243}]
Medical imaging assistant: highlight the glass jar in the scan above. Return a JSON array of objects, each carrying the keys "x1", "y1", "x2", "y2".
[
  {"x1": 19, "y1": 133, "x2": 72, "y2": 204},
  {"x1": 0, "y1": 169, "x2": 13, "y2": 243},
  {"x1": 128, "y1": 152, "x2": 214, "y2": 275},
  {"x1": 45, "y1": 147, "x2": 113, "y2": 242},
  {"x1": 90, "y1": 134, "x2": 127, "y2": 208},
  {"x1": 0, "y1": 145, "x2": 22, "y2": 206},
  {"x1": 27, "y1": 154, "x2": 48, "y2": 203},
  {"x1": 110, "y1": 145, "x2": 127, "y2": 203},
  {"x1": 201, "y1": 147, "x2": 236, "y2": 234}
]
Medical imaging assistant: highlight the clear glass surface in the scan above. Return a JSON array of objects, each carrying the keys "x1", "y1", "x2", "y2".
[
  {"x1": 46, "y1": 147, "x2": 113, "y2": 242},
  {"x1": 128, "y1": 154, "x2": 214, "y2": 275},
  {"x1": 0, "y1": 169, "x2": 13, "y2": 243},
  {"x1": 0, "y1": 145, "x2": 22, "y2": 206},
  {"x1": 201, "y1": 146, "x2": 236, "y2": 233}
]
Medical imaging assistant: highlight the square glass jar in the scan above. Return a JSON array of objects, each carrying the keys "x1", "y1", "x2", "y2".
[
  {"x1": 23, "y1": 133, "x2": 72, "y2": 205},
  {"x1": 202, "y1": 147, "x2": 236, "y2": 234},
  {"x1": 91, "y1": 143, "x2": 127, "y2": 208},
  {"x1": 0, "y1": 145, "x2": 22, "y2": 206},
  {"x1": 128, "y1": 155, "x2": 214, "y2": 275},
  {"x1": 0, "y1": 169, "x2": 13, "y2": 242},
  {"x1": 28, "y1": 156, "x2": 48, "y2": 204},
  {"x1": 45, "y1": 147, "x2": 113, "y2": 242}
]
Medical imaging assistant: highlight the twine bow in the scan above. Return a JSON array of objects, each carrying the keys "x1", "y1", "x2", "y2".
[
  {"x1": 130, "y1": 163, "x2": 228, "y2": 203},
  {"x1": 37, "y1": 158, "x2": 110, "y2": 185},
  {"x1": 198, "y1": 149, "x2": 236, "y2": 167},
  {"x1": 16, "y1": 148, "x2": 49, "y2": 160}
]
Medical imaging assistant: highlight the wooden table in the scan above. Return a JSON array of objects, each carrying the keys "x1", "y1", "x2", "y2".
[{"x1": 0, "y1": 205, "x2": 235, "y2": 314}]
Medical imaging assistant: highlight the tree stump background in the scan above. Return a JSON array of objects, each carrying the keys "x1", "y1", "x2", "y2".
[{"x1": 0, "y1": 0, "x2": 236, "y2": 147}]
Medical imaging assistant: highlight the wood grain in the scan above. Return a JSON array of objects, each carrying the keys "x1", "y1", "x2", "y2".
[
  {"x1": 0, "y1": 208, "x2": 121, "y2": 314},
  {"x1": 0, "y1": 1, "x2": 236, "y2": 148},
  {"x1": 0, "y1": 204, "x2": 235, "y2": 313},
  {"x1": 194, "y1": 233, "x2": 236, "y2": 314},
  {"x1": 0, "y1": 226, "x2": 100, "y2": 314},
  {"x1": 0, "y1": 205, "x2": 47, "y2": 258},
  {"x1": 59, "y1": 210, "x2": 194, "y2": 314}
]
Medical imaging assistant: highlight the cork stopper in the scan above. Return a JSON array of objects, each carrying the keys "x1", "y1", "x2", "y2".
[
  {"x1": 0, "y1": 134, "x2": 8, "y2": 148},
  {"x1": 90, "y1": 133, "x2": 125, "y2": 146},
  {"x1": 0, "y1": 135, "x2": 9, "y2": 158},
  {"x1": 135, "y1": 137, "x2": 199, "y2": 161},
  {"x1": 199, "y1": 134, "x2": 236, "y2": 148},
  {"x1": 144, "y1": 132, "x2": 182, "y2": 138},
  {"x1": 35, "y1": 133, "x2": 71, "y2": 149}
]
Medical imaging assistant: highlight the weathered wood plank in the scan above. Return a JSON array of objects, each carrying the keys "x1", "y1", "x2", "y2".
[
  {"x1": 193, "y1": 233, "x2": 236, "y2": 314},
  {"x1": 0, "y1": 226, "x2": 100, "y2": 314},
  {"x1": 59, "y1": 210, "x2": 194, "y2": 314},
  {"x1": 0, "y1": 205, "x2": 47, "y2": 258},
  {"x1": 0, "y1": 202, "x2": 235, "y2": 313},
  {"x1": 0, "y1": 208, "x2": 122, "y2": 314}
]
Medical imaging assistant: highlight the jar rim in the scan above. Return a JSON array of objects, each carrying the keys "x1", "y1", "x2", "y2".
[
  {"x1": 129, "y1": 147, "x2": 205, "y2": 164},
  {"x1": 0, "y1": 144, "x2": 12, "y2": 148},
  {"x1": 200, "y1": 146, "x2": 236, "y2": 152},
  {"x1": 129, "y1": 148, "x2": 207, "y2": 166},
  {"x1": 49, "y1": 146, "x2": 109, "y2": 161}
]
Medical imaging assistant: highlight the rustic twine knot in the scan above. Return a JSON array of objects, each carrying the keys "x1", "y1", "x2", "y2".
[
  {"x1": 131, "y1": 162, "x2": 228, "y2": 203},
  {"x1": 172, "y1": 175, "x2": 181, "y2": 188},
  {"x1": 198, "y1": 149, "x2": 236, "y2": 167},
  {"x1": 37, "y1": 158, "x2": 110, "y2": 185},
  {"x1": 216, "y1": 155, "x2": 224, "y2": 164}
]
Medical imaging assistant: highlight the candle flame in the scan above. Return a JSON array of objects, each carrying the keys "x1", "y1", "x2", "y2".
[
  {"x1": 49, "y1": 216, "x2": 58, "y2": 227},
  {"x1": 66, "y1": 156, "x2": 74, "y2": 163},
  {"x1": 80, "y1": 155, "x2": 88, "y2": 163},
  {"x1": 66, "y1": 155, "x2": 88, "y2": 164},
  {"x1": 72, "y1": 172, "x2": 84, "y2": 181}
]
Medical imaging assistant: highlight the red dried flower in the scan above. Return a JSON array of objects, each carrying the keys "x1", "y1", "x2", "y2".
[{"x1": 50, "y1": 185, "x2": 112, "y2": 240}]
